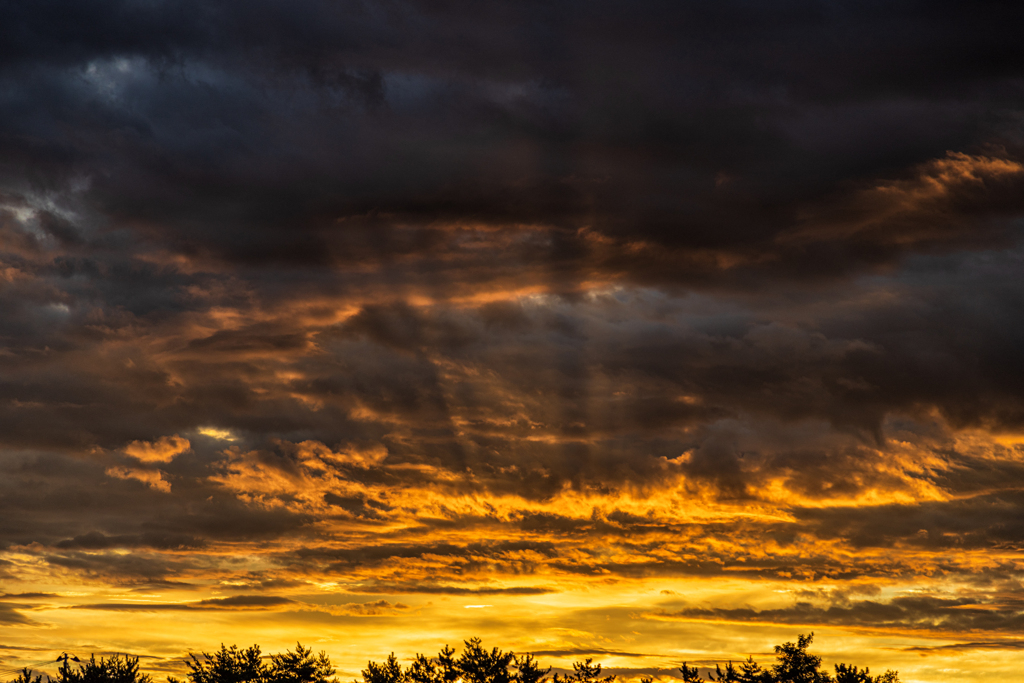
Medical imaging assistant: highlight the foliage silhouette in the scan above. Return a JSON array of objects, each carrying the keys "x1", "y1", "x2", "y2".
[
  {"x1": 50, "y1": 655, "x2": 152, "y2": 683},
  {"x1": 457, "y1": 638, "x2": 517, "y2": 683},
  {"x1": 12, "y1": 670, "x2": 44, "y2": 683},
  {"x1": 771, "y1": 634, "x2": 830, "y2": 683},
  {"x1": 406, "y1": 645, "x2": 459, "y2": 683},
  {"x1": 512, "y1": 655, "x2": 549, "y2": 683},
  {"x1": 362, "y1": 655, "x2": 405, "y2": 683},
  {"x1": 268, "y1": 644, "x2": 336, "y2": 683},
  {"x1": 678, "y1": 664, "x2": 702, "y2": 683},
  {"x1": 699, "y1": 633, "x2": 899, "y2": 683},
  {"x1": 357, "y1": 635, "x2": 898, "y2": 683},
  {"x1": 706, "y1": 657, "x2": 772, "y2": 683},
  {"x1": 551, "y1": 659, "x2": 612, "y2": 683},
  {"x1": 832, "y1": 666, "x2": 898, "y2": 683},
  {"x1": 362, "y1": 639, "x2": 552, "y2": 683},
  {"x1": 4, "y1": 635, "x2": 901, "y2": 683},
  {"x1": 168, "y1": 643, "x2": 335, "y2": 683},
  {"x1": 172, "y1": 645, "x2": 264, "y2": 683},
  {"x1": 833, "y1": 665, "x2": 872, "y2": 683}
]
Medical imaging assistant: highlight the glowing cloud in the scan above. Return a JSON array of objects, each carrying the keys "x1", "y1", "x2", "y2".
[
  {"x1": 105, "y1": 466, "x2": 172, "y2": 493},
  {"x1": 124, "y1": 435, "x2": 191, "y2": 463},
  {"x1": 198, "y1": 427, "x2": 237, "y2": 441}
]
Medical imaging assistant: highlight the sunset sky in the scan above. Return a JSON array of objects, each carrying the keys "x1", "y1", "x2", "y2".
[{"x1": 3, "y1": 2, "x2": 1024, "y2": 682}]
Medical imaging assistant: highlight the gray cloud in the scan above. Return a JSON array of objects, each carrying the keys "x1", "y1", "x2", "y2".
[
  {"x1": 70, "y1": 595, "x2": 298, "y2": 611},
  {"x1": 0, "y1": 602, "x2": 39, "y2": 626},
  {"x1": 649, "y1": 594, "x2": 1024, "y2": 634}
]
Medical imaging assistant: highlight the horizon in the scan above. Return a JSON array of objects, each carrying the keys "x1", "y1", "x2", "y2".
[{"x1": 1, "y1": 633, "x2": 895, "y2": 682}]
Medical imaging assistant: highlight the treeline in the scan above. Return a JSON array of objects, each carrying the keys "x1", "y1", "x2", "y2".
[{"x1": 8, "y1": 634, "x2": 898, "y2": 683}]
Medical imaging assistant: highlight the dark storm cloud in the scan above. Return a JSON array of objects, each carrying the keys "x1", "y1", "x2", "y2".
[
  {"x1": 360, "y1": 584, "x2": 554, "y2": 596},
  {"x1": 0, "y1": 0, "x2": 1023, "y2": 455},
  {"x1": 43, "y1": 550, "x2": 193, "y2": 583},
  {"x1": 795, "y1": 490, "x2": 1024, "y2": 550},
  {"x1": 286, "y1": 539, "x2": 560, "y2": 572},
  {"x1": 0, "y1": 447, "x2": 314, "y2": 565},
  {"x1": 527, "y1": 648, "x2": 651, "y2": 658},
  {"x1": 3, "y1": 250, "x2": 1024, "y2": 568},
  {"x1": 0, "y1": 602, "x2": 37, "y2": 626},
  {"x1": 3, "y1": 0, "x2": 1024, "y2": 282},
  {"x1": 650, "y1": 593, "x2": 1024, "y2": 634},
  {"x1": 900, "y1": 641, "x2": 1024, "y2": 653},
  {"x1": 55, "y1": 531, "x2": 206, "y2": 551},
  {"x1": 295, "y1": 260, "x2": 1024, "y2": 484},
  {"x1": 70, "y1": 595, "x2": 298, "y2": 611}
]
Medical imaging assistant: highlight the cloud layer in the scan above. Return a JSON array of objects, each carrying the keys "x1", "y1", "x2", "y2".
[{"x1": 3, "y1": 2, "x2": 1024, "y2": 682}]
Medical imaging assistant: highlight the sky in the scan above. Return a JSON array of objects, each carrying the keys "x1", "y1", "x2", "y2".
[{"x1": 2, "y1": 1, "x2": 1024, "y2": 682}]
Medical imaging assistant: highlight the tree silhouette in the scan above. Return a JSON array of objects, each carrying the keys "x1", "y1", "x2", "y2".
[
  {"x1": 354, "y1": 634, "x2": 902, "y2": 683},
  {"x1": 11, "y1": 670, "x2": 43, "y2": 683},
  {"x1": 833, "y1": 666, "x2": 900, "y2": 683},
  {"x1": 736, "y1": 657, "x2": 773, "y2": 683},
  {"x1": 551, "y1": 659, "x2": 612, "y2": 683},
  {"x1": 363, "y1": 640, "x2": 563, "y2": 683},
  {"x1": 708, "y1": 662, "x2": 737, "y2": 683},
  {"x1": 170, "y1": 643, "x2": 333, "y2": 683},
  {"x1": 678, "y1": 663, "x2": 702, "y2": 683},
  {"x1": 51, "y1": 655, "x2": 152, "y2": 683},
  {"x1": 512, "y1": 654, "x2": 549, "y2": 683},
  {"x1": 362, "y1": 655, "x2": 405, "y2": 683},
  {"x1": 833, "y1": 665, "x2": 871, "y2": 683},
  {"x1": 173, "y1": 645, "x2": 264, "y2": 683},
  {"x1": 3, "y1": 635, "x2": 903, "y2": 683},
  {"x1": 707, "y1": 657, "x2": 774, "y2": 683},
  {"x1": 268, "y1": 644, "x2": 336, "y2": 683},
  {"x1": 771, "y1": 634, "x2": 830, "y2": 683},
  {"x1": 406, "y1": 646, "x2": 459, "y2": 683},
  {"x1": 870, "y1": 672, "x2": 899, "y2": 683},
  {"x1": 457, "y1": 638, "x2": 516, "y2": 683}
]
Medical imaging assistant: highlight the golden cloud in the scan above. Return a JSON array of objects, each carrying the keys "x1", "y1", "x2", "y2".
[
  {"x1": 124, "y1": 435, "x2": 191, "y2": 463},
  {"x1": 781, "y1": 151, "x2": 1024, "y2": 248},
  {"x1": 105, "y1": 466, "x2": 172, "y2": 493}
]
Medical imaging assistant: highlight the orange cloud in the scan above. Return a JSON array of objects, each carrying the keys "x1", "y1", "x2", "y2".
[
  {"x1": 105, "y1": 466, "x2": 172, "y2": 493},
  {"x1": 781, "y1": 152, "x2": 1024, "y2": 248},
  {"x1": 124, "y1": 435, "x2": 191, "y2": 463}
]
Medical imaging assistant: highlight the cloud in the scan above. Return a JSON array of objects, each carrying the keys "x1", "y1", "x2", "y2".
[
  {"x1": 67, "y1": 595, "x2": 417, "y2": 617},
  {"x1": 0, "y1": 601, "x2": 40, "y2": 626},
  {"x1": 105, "y1": 466, "x2": 172, "y2": 493},
  {"x1": 195, "y1": 595, "x2": 297, "y2": 609},
  {"x1": 316, "y1": 599, "x2": 411, "y2": 616},
  {"x1": 55, "y1": 531, "x2": 205, "y2": 551},
  {"x1": 898, "y1": 641, "x2": 1024, "y2": 653},
  {"x1": 70, "y1": 595, "x2": 298, "y2": 612},
  {"x1": 781, "y1": 153, "x2": 1024, "y2": 251},
  {"x1": 197, "y1": 427, "x2": 236, "y2": 442},
  {"x1": 526, "y1": 648, "x2": 652, "y2": 658},
  {"x1": 360, "y1": 584, "x2": 555, "y2": 596},
  {"x1": 645, "y1": 594, "x2": 1024, "y2": 635},
  {"x1": 42, "y1": 550, "x2": 192, "y2": 584},
  {"x1": 124, "y1": 435, "x2": 191, "y2": 463}
]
